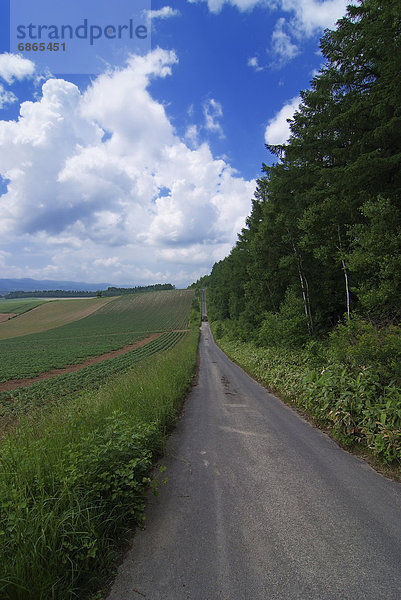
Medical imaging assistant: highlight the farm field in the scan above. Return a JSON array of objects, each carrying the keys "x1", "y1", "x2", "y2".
[
  {"x1": 0, "y1": 298, "x2": 46, "y2": 315},
  {"x1": 0, "y1": 298, "x2": 47, "y2": 323},
  {"x1": 0, "y1": 290, "x2": 200, "y2": 600},
  {"x1": 0, "y1": 297, "x2": 111, "y2": 339},
  {"x1": 0, "y1": 330, "x2": 187, "y2": 427},
  {"x1": 0, "y1": 290, "x2": 194, "y2": 382}
]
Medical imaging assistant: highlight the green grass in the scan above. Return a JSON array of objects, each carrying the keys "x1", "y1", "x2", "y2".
[
  {"x1": 0, "y1": 321, "x2": 200, "y2": 600},
  {"x1": 0, "y1": 299, "x2": 45, "y2": 315},
  {"x1": 0, "y1": 291, "x2": 194, "y2": 382}
]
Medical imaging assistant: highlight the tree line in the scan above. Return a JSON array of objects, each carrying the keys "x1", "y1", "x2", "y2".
[
  {"x1": 3, "y1": 284, "x2": 175, "y2": 299},
  {"x1": 205, "y1": 0, "x2": 401, "y2": 346}
]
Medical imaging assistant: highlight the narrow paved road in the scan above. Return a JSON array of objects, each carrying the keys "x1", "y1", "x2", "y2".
[{"x1": 108, "y1": 321, "x2": 401, "y2": 600}]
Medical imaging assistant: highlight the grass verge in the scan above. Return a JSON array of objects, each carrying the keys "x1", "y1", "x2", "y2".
[
  {"x1": 212, "y1": 325, "x2": 401, "y2": 480},
  {"x1": 0, "y1": 320, "x2": 200, "y2": 600}
]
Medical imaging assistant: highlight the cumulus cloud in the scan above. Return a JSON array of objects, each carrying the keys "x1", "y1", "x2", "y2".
[
  {"x1": 0, "y1": 53, "x2": 35, "y2": 84},
  {"x1": 185, "y1": 124, "x2": 200, "y2": 147},
  {"x1": 203, "y1": 98, "x2": 224, "y2": 138},
  {"x1": 264, "y1": 95, "x2": 301, "y2": 145},
  {"x1": 0, "y1": 49, "x2": 254, "y2": 286}
]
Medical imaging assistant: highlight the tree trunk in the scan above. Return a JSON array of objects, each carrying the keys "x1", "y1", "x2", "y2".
[
  {"x1": 337, "y1": 225, "x2": 351, "y2": 320},
  {"x1": 293, "y1": 243, "x2": 314, "y2": 335}
]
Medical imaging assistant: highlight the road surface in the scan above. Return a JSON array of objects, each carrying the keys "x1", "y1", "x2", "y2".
[{"x1": 107, "y1": 319, "x2": 401, "y2": 599}]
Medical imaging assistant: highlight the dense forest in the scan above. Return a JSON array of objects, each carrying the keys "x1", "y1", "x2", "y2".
[
  {"x1": 197, "y1": 0, "x2": 401, "y2": 466},
  {"x1": 206, "y1": 0, "x2": 400, "y2": 343}
]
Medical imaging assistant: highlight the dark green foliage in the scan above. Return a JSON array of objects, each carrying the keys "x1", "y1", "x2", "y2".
[
  {"x1": 4, "y1": 284, "x2": 175, "y2": 299},
  {"x1": 257, "y1": 288, "x2": 309, "y2": 349},
  {"x1": 327, "y1": 317, "x2": 401, "y2": 383},
  {"x1": 204, "y1": 1, "x2": 401, "y2": 470},
  {"x1": 102, "y1": 284, "x2": 175, "y2": 297},
  {"x1": 207, "y1": 0, "x2": 401, "y2": 335},
  {"x1": 348, "y1": 197, "x2": 401, "y2": 319}
]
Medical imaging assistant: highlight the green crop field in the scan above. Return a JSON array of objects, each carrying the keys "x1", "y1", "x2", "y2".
[
  {"x1": 0, "y1": 298, "x2": 46, "y2": 315},
  {"x1": 0, "y1": 330, "x2": 187, "y2": 424},
  {"x1": 0, "y1": 291, "x2": 200, "y2": 600},
  {"x1": 0, "y1": 297, "x2": 112, "y2": 340},
  {"x1": 95, "y1": 289, "x2": 193, "y2": 330},
  {"x1": 0, "y1": 290, "x2": 194, "y2": 382}
]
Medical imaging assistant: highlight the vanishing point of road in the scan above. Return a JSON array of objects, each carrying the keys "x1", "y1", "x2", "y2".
[{"x1": 108, "y1": 299, "x2": 401, "y2": 599}]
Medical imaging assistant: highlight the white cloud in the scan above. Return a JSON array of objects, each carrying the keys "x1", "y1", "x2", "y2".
[
  {"x1": 0, "y1": 49, "x2": 254, "y2": 287},
  {"x1": 93, "y1": 257, "x2": 121, "y2": 268},
  {"x1": 0, "y1": 53, "x2": 35, "y2": 84},
  {"x1": 145, "y1": 6, "x2": 181, "y2": 20},
  {"x1": 271, "y1": 18, "x2": 299, "y2": 64},
  {"x1": 185, "y1": 124, "x2": 200, "y2": 147},
  {"x1": 264, "y1": 95, "x2": 301, "y2": 145},
  {"x1": 0, "y1": 84, "x2": 17, "y2": 108},
  {"x1": 282, "y1": 0, "x2": 349, "y2": 37},
  {"x1": 188, "y1": 0, "x2": 348, "y2": 31},
  {"x1": 203, "y1": 98, "x2": 224, "y2": 138},
  {"x1": 0, "y1": 250, "x2": 10, "y2": 266},
  {"x1": 187, "y1": 0, "x2": 274, "y2": 13},
  {"x1": 188, "y1": 0, "x2": 349, "y2": 66},
  {"x1": 247, "y1": 56, "x2": 264, "y2": 72}
]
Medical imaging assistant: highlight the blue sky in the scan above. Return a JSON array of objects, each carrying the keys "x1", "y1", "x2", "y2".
[{"x1": 0, "y1": 0, "x2": 350, "y2": 287}]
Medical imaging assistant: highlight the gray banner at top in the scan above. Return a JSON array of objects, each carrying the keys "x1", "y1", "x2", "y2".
[{"x1": 10, "y1": 0, "x2": 151, "y2": 74}]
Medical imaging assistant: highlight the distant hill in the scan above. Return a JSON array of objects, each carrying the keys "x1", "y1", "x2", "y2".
[{"x1": 0, "y1": 278, "x2": 112, "y2": 296}]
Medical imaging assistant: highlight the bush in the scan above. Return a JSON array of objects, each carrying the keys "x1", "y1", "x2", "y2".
[
  {"x1": 257, "y1": 288, "x2": 309, "y2": 349},
  {"x1": 328, "y1": 316, "x2": 401, "y2": 383}
]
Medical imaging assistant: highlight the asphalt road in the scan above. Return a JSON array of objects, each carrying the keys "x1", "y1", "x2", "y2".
[{"x1": 107, "y1": 321, "x2": 401, "y2": 600}]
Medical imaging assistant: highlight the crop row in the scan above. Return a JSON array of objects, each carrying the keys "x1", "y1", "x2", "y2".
[
  {"x1": 0, "y1": 322, "x2": 200, "y2": 600},
  {"x1": 0, "y1": 299, "x2": 45, "y2": 315},
  {"x1": 0, "y1": 331, "x2": 186, "y2": 421},
  {"x1": 0, "y1": 330, "x2": 146, "y2": 382},
  {"x1": 97, "y1": 289, "x2": 193, "y2": 331},
  {"x1": 0, "y1": 290, "x2": 194, "y2": 382}
]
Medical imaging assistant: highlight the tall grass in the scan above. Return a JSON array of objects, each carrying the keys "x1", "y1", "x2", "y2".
[{"x1": 0, "y1": 323, "x2": 199, "y2": 600}]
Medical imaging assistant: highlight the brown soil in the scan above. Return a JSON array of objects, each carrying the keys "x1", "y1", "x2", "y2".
[
  {"x1": 0, "y1": 313, "x2": 17, "y2": 323},
  {"x1": 0, "y1": 332, "x2": 163, "y2": 393}
]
